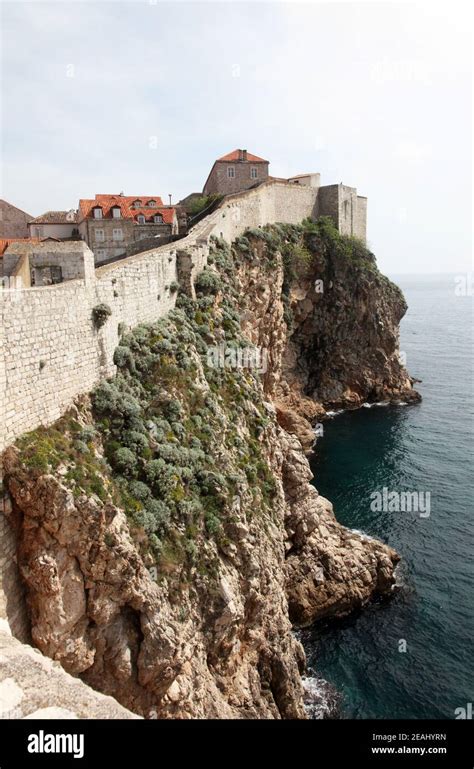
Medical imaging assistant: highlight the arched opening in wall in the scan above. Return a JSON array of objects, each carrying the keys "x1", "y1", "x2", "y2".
[{"x1": 343, "y1": 199, "x2": 350, "y2": 219}]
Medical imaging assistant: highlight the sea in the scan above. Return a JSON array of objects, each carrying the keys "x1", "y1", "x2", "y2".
[{"x1": 302, "y1": 273, "x2": 473, "y2": 719}]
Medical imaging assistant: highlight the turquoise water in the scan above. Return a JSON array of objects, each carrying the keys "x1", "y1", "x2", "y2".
[{"x1": 304, "y1": 274, "x2": 473, "y2": 719}]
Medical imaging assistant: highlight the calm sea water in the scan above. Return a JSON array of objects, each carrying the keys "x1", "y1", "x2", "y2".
[{"x1": 303, "y1": 274, "x2": 473, "y2": 719}]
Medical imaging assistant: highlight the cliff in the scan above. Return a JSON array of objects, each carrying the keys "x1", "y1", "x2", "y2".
[
  {"x1": 2, "y1": 221, "x2": 418, "y2": 718},
  {"x1": 231, "y1": 218, "x2": 419, "y2": 451}
]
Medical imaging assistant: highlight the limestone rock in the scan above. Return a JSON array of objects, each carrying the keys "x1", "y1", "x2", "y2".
[
  {"x1": 0, "y1": 630, "x2": 139, "y2": 719},
  {"x1": 0, "y1": 226, "x2": 413, "y2": 719}
]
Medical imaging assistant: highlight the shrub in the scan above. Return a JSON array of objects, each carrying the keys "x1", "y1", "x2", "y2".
[
  {"x1": 197, "y1": 296, "x2": 214, "y2": 310},
  {"x1": 78, "y1": 426, "x2": 96, "y2": 443},
  {"x1": 92, "y1": 303, "x2": 112, "y2": 328},
  {"x1": 122, "y1": 430, "x2": 149, "y2": 454},
  {"x1": 145, "y1": 458, "x2": 177, "y2": 495},
  {"x1": 149, "y1": 534, "x2": 162, "y2": 557},
  {"x1": 114, "y1": 346, "x2": 135, "y2": 371},
  {"x1": 115, "y1": 392, "x2": 142, "y2": 419},
  {"x1": 128, "y1": 480, "x2": 152, "y2": 501},
  {"x1": 169, "y1": 281, "x2": 179, "y2": 293},
  {"x1": 245, "y1": 227, "x2": 263, "y2": 239},
  {"x1": 195, "y1": 268, "x2": 221, "y2": 295},
  {"x1": 188, "y1": 193, "x2": 221, "y2": 217},
  {"x1": 185, "y1": 539, "x2": 197, "y2": 561},
  {"x1": 165, "y1": 399, "x2": 182, "y2": 419},
  {"x1": 145, "y1": 498, "x2": 171, "y2": 533},
  {"x1": 74, "y1": 440, "x2": 90, "y2": 455},
  {"x1": 112, "y1": 447, "x2": 137, "y2": 475},
  {"x1": 175, "y1": 350, "x2": 192, "y2": 369},
  {"x1": 133, "y1": 508, "x2": 159, "y2": 535},
  {"x1": 178, "y1": 466, "x2": 193, "y2": 482},
  {"x1": 235, "y1": 235, "x2": 251, "y2": 252},
  {"x1": 153, "y1": 338, "x2": 173, "y2": 354},
  {"x1": 204, "y1": 511, "x2": 221, "y2": 536},
  {"x1": 171, "y1": 421, "x2": 186, "y2": 440},
  {"x1": 92, "y1": 382, "x2": 120, "y2": 415},
  {"x1": 196, "y1": 470, "x2": 226, "y2": 495},
  {"x1": 155, "y1": 443, "x2": 188, "y2": 465}
]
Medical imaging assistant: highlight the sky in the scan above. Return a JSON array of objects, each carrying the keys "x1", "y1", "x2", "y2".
[{"x1": 0, "y1": 0, "x2": 472, "y2": 273}]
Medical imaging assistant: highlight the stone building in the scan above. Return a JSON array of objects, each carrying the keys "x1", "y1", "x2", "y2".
[
  {"x1": 2, "y1": 240, "x2": 94, "y2": 287},
  {"x1": 287, "y1": 173, "x2": 321, "y2": 187},
  {"x1": 201, "y1": 150, "x2": 366, "y2": 240},
  {"x1": 77, "y1": 194, "x2": 178, "y2": 264},
  {"x1": 203, "y1": 149, "x2": 269, "y2": 196},
  {"x1": 0, "y1": 238, "x2": 42, "y2": 279},
  {"x1": 318, "y1": 184, "x2": 367, "y2": 241},
  {"x1": 0, "y1": 199, "x2": 33, "y2": 239},
  {"x1": 28, "y1": 210, "x2": 79, "y2": 240}
]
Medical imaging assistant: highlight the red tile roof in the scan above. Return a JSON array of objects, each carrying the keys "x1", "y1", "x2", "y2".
[
  {"x1": 78, "y1": 194, "x2": 173, "y2": 223},
  {"x1": 95, "y1": 194, "x2": 164, "y2": 206},
  {"x1": 130, "y1": 208, "x2": 176, "y2": 224},
  {"x1": 217, "y1": 149, "x2": 268, "y2": 163},
  {"x1": 0, "y1": 237, "x2": 42, "y2": 255}
]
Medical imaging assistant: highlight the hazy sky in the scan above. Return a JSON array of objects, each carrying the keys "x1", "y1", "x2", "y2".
[{"x1": 1, "y1": 0, "x2": 471, "y2": 273}]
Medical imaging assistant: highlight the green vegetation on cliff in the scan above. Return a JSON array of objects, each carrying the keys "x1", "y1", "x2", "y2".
[{"x1": 12, "y1": 218, "x2": 406, "y2": 577}]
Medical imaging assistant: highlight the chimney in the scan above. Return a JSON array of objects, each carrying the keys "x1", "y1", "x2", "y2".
[{"x1": 242, "y1": 149, "x2": 247, "y2": 161}]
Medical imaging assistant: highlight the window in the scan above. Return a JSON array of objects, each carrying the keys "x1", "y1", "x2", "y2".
[
  {"x1": 343, "y1": 200, "x2": 350, "y2": 218},
  {"x1": 112, "y1": 228, "x2": 123, "y2": 241},
  {"x1": 33, "y1": 265, "x2": 63, "y2": 286},
  {"x1": 33, "y1": 226, "x2": 43, "y2": 238},
  {"x1": 112, "y1": 207, "x2": 121, "y2": 219},
  {"x1": 95, "y1": 228, "x2": 105, "y2": 242},
  {"x1": 137, "y1": 215, "x2": 146, "y2": 224},
  {"x1": 133, "y1": 199, "x2": 142, "y2": 208},
  {"x1": 93, "y1": 207, "x2": 103, "y2": 219},
  {"x1": 227, "y1": 166, "x2": 235, "y2": 178},
  {"x1": 96, "y1": 249, "x2": 106, "y2": 259},
  {"x1": 250, "y1": 167, "x2": 258, "y2": 179},
  {"x1": 147, "y1": 200, "x2": 157, "y2": 207},
  {"x1": 153, "y1": 214, "x2": 163, "y2": 224}
]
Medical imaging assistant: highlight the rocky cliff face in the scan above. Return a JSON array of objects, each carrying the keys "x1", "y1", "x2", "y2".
[
  {"x1": 2, "y1": 221, "x2": 416, "y2": 718},
  {"x1": 231, "y1": 219, "x2": 419, "y2": 451}
]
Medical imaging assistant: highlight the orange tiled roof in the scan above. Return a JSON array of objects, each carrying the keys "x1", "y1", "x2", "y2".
[
  {"x1": 129, "y1": 207, "x2": 176, "y2": 224},
  {"x1": 95, "y1": 194, "x2": 164, "y2": 206},
  {"x1": 217, "y1": 149, "x2": 268, "y2": 163},
  {"x1": 0, "y1": 237, "x2": 41, "y2": 255},
  {"x1": 78, "y1": 194, "x2": 173, "y2": 223}
]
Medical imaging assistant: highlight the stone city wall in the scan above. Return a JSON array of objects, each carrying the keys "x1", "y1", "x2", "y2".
[{"x1": 0, "y1": 180, "x2": 325, "y2": 452}]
